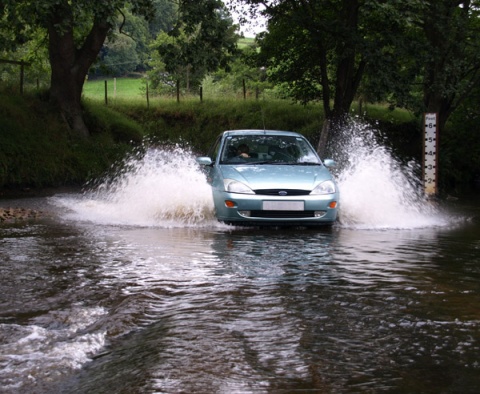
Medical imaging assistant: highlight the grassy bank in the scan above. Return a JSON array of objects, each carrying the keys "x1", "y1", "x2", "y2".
[
  {"x1": 0, "y1": 92, "x2": 143, "y2": 192},
  {"x1": 4, "y1": 84, "x2": 477, "y2": 194},
  {"x1": 83, "y1": 77, "x2": 420, "y2": 154}
]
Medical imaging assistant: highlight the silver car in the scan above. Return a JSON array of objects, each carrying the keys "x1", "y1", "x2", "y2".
[{"x1": 196, "y1": 130, "x2": 339, "y2": 226}]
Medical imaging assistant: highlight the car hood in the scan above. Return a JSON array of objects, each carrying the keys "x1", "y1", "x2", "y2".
[{"x1": 219, "y1": 164, "x2": 333, "y2": 190}]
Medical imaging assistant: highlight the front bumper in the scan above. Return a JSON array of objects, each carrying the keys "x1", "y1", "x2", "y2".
[{"x1": 213, "y1": 190, "x2": 339, "y2": 226}]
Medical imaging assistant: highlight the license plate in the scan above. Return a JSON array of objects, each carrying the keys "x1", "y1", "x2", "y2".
[{"x1": 262, "y1": 201, "x2": 304, "y2": 211}]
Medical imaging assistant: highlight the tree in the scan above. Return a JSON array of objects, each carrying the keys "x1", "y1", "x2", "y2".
[
  {"x1": 232, "y1": 1, "x2": 446, "y2": 155},
  {"x1": 419, "y1": 0, "x2": 480, "y2": 133},
  {"x1": 148, "y1": 0, "x2": 178, "y2": 37},
  {"x1": 99, "y1": 10, "x2": 150, "y2": 76},
  {"x1": 230, "y1": 0, "x2": 408, "y2": 154},
  {"x1": 88, "y1": 2, "x2": 176, "y2": 78},
  {"x1": 232, "y1": 0, "x2": 480, "y2": 155},
  {"x1": 0, "y1": 28, "x2": 51, "y2": 90},
  {"x1": 359, "y1": 0, "x2": 480, "y2": 143},
  {"x1": 151, "y1": 0, "x2": 239, "y2": 93},
  {"x1": 0, "y1": 0, "x2": 155, "y2": 137},
  {"x1": 102, "y1": 34, "x2": 141, "y2": 76}
]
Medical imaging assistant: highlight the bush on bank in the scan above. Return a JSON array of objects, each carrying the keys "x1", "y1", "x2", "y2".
[
  {"x1": 113, "y1": 98, "x2": 326, "y2": 153},
  {"x1": 0, "y1": 90, "x2": 478, "y2": 194},
  {"x1": 0, "y1": 92, "x2": 139, "y2": 192}
]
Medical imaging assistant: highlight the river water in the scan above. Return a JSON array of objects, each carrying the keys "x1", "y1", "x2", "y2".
[{"x1": 1, "y1": 127, "x2": 479, "y2": 393}]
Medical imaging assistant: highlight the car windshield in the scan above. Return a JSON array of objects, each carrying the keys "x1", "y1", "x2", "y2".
[{"x1": 219, "y1": 135, "x2": 322, "y2": 165}]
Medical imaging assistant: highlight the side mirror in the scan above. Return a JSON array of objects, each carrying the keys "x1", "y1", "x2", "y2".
[
  {"x1": 196, "y1": 157, "x2": 213, "y2": 166},
  {"x1": 323, "y1": 159, "x2": 336, "y2": 168}
]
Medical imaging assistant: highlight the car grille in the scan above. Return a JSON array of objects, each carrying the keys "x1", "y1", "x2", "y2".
[
  {"x1": 250, "y1": 210, "x2": 316, "y2": 218},
  {"x1": 254, "y1": 189, "x2": 310, "y2": 196}
]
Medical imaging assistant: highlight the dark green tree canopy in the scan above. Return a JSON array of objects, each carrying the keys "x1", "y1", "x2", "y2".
[
  {"x1": 1, "y1": 0, "x2": 156, "y2": 137},
  {"x1": 153, "y1": 0, "x2": 239, "y2": 90},
  {"x1": 148, "y1": 0, "x2": 177, "y2": 37},
  {"x1": 1, "y1": 0, "x2": 239, "y2": 137},
  {"x1": 228, "y1": 0, "x2": 480, "y2": 152}
]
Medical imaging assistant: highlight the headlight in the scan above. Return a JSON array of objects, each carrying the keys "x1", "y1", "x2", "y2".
[
  {"x1": 310, "y1": 180, "x2": 336, "y2": 195},
  {"x1": 224, "y1": 179, "x2": 254, "y2": 194}
]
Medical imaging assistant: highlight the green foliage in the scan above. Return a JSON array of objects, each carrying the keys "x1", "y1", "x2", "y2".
[
  {"x1": 251, "y1": 0, "x2": 428, "y2": 112},
  {"x1": 113, "y1": 98, "x2": 326, "y2": 153},
  {"x1": 441, "y1": 88, "x2": 480, "y2": 191},
  {"x1": 234, "y1": 0, "x2": 480, "y2": 139},
  {"x1": 148, "y1": 0, "x2": 178, "y2": 37},
  {"x1": 0, "y1": 1, "x2": 155, "y2": 44},
  {"x1": 0, "y1": 0, "x2": 158, "y2": 137},
  {"x1": 2, "y1": 84, "x2": 479, "y2": 192},
  {"x1": 0, "y1": 91, "x2": 136, "y2": 188},
  {"x1": 147, "y1": 31, "x2": 183, "y2": 91},
  {"x1": 420, "y1": 1, "x2": 480, "y2": 127},
  {"x1": 91, "y1": 8, "x2": 153, "y2": 77},
  {"x1": 0, "y1": 27, "x2": 51, "y2": 89},
  {"x1": 149, "y1": 0, "x2": 239, "y2": 92},
  {"x1": 83, "y1": 101, "x2": 145, "y2": 144},
  {"x1": 101, "y1": 34, "x2": 141, "y2": 76}
]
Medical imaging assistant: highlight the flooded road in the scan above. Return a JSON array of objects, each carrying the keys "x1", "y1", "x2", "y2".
[
  {"x1": 1, "y1": 139, "x2": 479, "y2": 393},
  {"x1": 1, "y1": 193, "x2": 479, "y2": 393}
]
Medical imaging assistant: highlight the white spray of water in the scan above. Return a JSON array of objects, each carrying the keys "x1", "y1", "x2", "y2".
[
  {"x1": 54, "y1": 122, "x2": 451, "y2": 229},
  {"x1": 54, "y1": 145, "x2": 218, "y2": 227},
  {"x1": 332, "y1": 119, "x2": 448, "y2": 229}
]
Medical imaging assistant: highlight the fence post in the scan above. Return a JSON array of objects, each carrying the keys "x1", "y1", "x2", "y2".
[
  {"x1": 243, "y1": 79, "x2": 246, "y2": 100},
  {"x1": 176, "y1": 80, "x2": 180, "y2": 103},
  {"x1": 200, "y1": 86, "x2": 203, "y2": 102},
  {"x1": 146, "y1": 81, "x2": 150, "y2": 108},
  {"x1": 0, "y1": 59, "x2": 31, "y2": 94},
  {"x1": 104, "y1": 80, "x2": 108, "y2": 105},
  {"x1": 20, "y1": 62, "x2": 25, "y2": 95}
]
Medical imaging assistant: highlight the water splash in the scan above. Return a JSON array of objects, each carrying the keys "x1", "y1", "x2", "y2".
[
  {"x1": 53, "y1": 122, "x2": 451, "y2": 229},
  {"x1": 54, "y1": 145, "x2": 217, "y2": 227},
  {"x1": 331, "y1": 119, "x2": 448, "y2": 229}
]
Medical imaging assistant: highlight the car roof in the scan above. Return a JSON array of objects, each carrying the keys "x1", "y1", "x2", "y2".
[{"x1": 222, "y1": 129, "x2": 303, "y2": 138}]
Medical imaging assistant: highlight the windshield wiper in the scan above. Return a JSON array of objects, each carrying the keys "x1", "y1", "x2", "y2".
[
  {"x1": 222, "y1": 160, "x2": 321, "y2": 165},
  {"x1": 231, "y1": 160, "x2": 285, "y2": 165},
  {"x1": 263, "y1": 161, "x2": 321, "y2": 165},
  {"x1": 253, "y1": 160, "x2": 320, "y2": 166},
  {"x1": 289, "y1": 162, "x2": 321, "y2": 166}
]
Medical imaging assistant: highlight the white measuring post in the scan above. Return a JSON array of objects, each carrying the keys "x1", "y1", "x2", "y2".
[{"x1": 423, "y1": 113, "x2": 438, "y2": 196}]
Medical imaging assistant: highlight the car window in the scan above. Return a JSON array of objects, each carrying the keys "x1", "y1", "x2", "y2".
[
  {"x1": 208, "y1": 135, "x2": 222, "y2": 163},
  {"x1": 219, "y1": 135, "x2": 321, "y2": 164},
  {"x1": 295, "y1": 137, "x2": 321, "y2": 163}
]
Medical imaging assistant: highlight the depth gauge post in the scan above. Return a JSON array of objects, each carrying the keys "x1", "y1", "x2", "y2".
[{"x1": 423, "y1": 113, "x2": 438, "y2": 196}]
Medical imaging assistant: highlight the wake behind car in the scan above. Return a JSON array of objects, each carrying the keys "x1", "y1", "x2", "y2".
[{"x1": 196, "y1": 130, "x2": 339, "y2": 226}]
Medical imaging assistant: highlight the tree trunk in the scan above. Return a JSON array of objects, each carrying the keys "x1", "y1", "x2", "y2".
[
  {"x1": 317, "y1": 118, "x2": 330, "y2": 157},
  {"x1": 47, "y1": 8, "x2": 111, "y2": 138},
  {"x1": 49, "y1": 52, "x2": 90, "y2": 137},
  {"x1": 317, "y1": 110, "x2": 350, "y2": 157},
  {"x1": 317, "y1": 0, "x2": 365, "y2": 154}
]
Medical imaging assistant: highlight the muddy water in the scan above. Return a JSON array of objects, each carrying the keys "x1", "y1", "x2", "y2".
[
  {"x1": 0, "y1": 193, "x2": 479, "y2": 393},
  {"x1": 1, "y1": 132, "x2": 479, "y2": 393}
]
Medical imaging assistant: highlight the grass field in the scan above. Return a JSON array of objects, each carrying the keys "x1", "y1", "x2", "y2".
[
  {"x1": 83, "y1": 75, "x2": 263, "y2": 105},
  {"x1": 83, "y1": 77, "x2": 148, "y2": 102},
  {"x1": 82, "y1": 76, "x2": 416, "y2": 126},
  {"x1": 238, "y1": 37, "x2": 256, "y2": 49}
]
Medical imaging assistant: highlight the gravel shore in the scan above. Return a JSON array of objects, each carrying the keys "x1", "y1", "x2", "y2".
[{"x1": 0, "y1": 207, "x2": 44, "y2": 222}]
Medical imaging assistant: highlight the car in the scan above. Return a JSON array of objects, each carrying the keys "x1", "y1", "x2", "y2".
[{"x1": 196, "y1": 129, "x2": 339, "y2": 226}]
